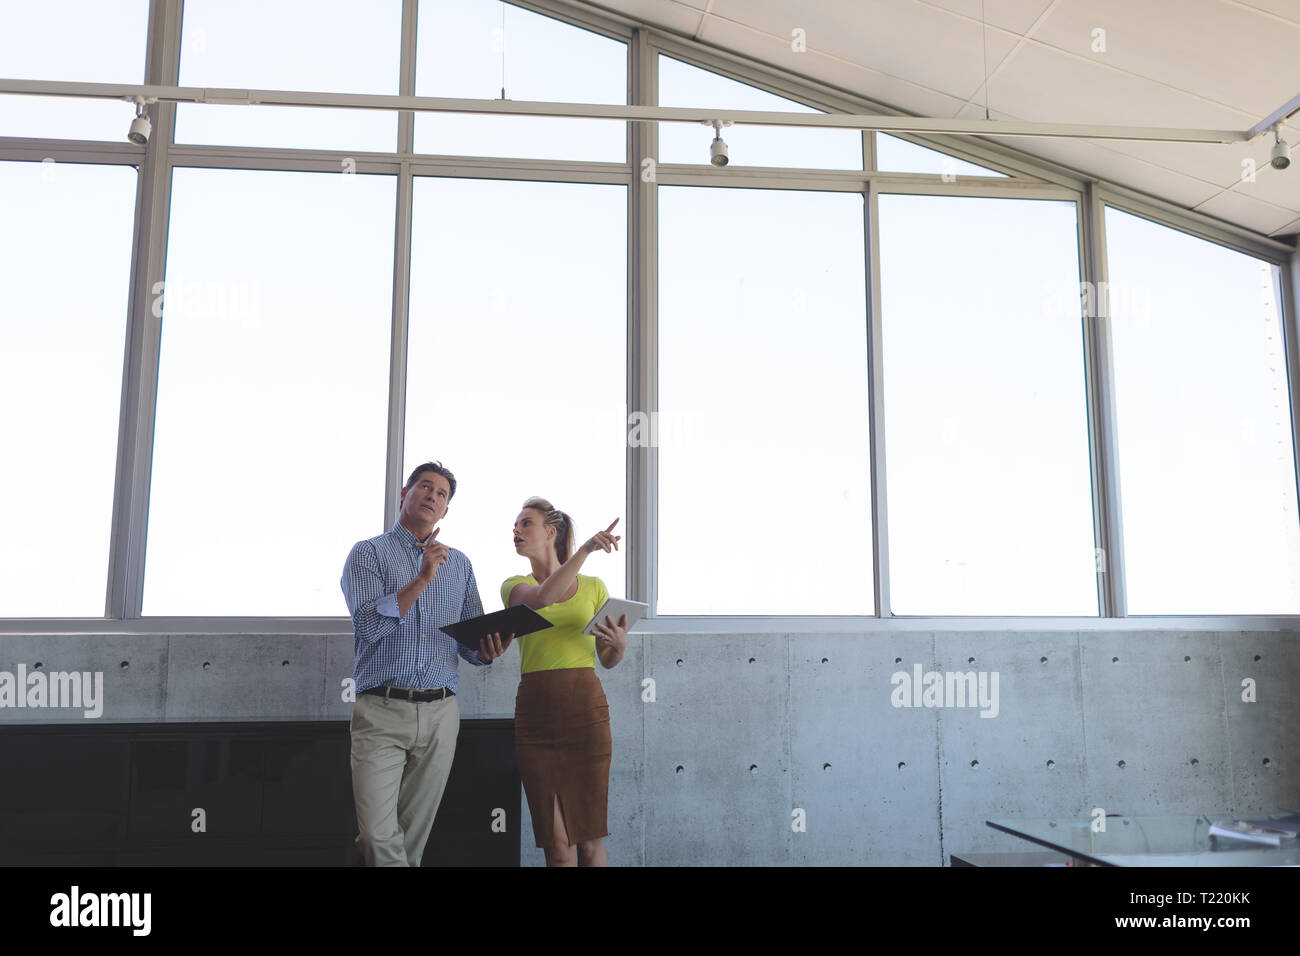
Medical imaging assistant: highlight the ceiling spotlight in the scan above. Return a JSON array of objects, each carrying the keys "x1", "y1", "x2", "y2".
[
  {"x1": 708, "y1": 120, "x2": 731, "y2": 167},
  {"x1": 1270, "y1": 124, "x2": 1291, "y2": 171},
  {"x1": 127, "y1": 96, "x2": 152, "y2": 145}
]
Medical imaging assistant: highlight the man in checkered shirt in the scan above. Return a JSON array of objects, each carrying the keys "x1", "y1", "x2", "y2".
[{"x1": 341, "y1": 460, "x2": 513, "y2": 866}]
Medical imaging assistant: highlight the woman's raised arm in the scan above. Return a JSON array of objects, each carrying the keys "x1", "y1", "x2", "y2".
[{"x1": 507, "y1": 519, "x2": 621, "y2": 609}]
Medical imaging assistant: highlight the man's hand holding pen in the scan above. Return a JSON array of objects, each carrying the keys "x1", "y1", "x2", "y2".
[{"x1": 416, "y1": 527, "x2": 450, "y2": 582}]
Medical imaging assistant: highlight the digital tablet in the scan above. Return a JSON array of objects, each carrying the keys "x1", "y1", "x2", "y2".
[
  {"x1": 440, "y1": 604, "x2": 552, "y2": 650},
  {"x1": 582, "y1": 598, "x2": 649, "y2": 636}
]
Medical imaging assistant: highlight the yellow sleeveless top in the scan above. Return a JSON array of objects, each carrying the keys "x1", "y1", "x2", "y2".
[{"x1": 500, "y1": 574, "x2": 609, "y2": 674}]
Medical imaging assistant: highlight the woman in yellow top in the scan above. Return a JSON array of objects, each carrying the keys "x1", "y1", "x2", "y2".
[{"x1": 501, "y1": 496, "x2": 628, "y2": 867}]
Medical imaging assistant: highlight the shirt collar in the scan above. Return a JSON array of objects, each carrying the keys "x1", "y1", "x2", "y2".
[{"x1": 391, "y1": 520, "x2": 428, "y2": 550}]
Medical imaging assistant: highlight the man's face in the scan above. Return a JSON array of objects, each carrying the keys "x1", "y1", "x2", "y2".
[{"x1": 399, "y1": 471, "x2": 452, "y2": 533}]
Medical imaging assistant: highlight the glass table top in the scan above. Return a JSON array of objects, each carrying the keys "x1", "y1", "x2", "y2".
[{"x1": 987, "y1": 813, "x2": 1300, "y2": 866}]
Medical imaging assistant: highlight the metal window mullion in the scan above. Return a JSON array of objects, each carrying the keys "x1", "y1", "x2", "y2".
[
  {"x1": 0, "y1": 138, "x2": 144, "y2": 162},
  {"x1": 384, "y1": 162, "x2": 415, "y2": 528},
  {"x1": 382, "y1": 0, "x2": 419, "y2": 527},
  {"x1": 1079, "y1": 183, "x2": 1126, "y2": 618},
  {"x1": 1280, "y1": 252, "x2": 1300, "y2": 554},
  {"x1": 872, "y1": 178, "x2": 1074, "y2": 199},
  {"x1": 629, "y1": 27, "x2": 657, "y2": 613},
  {"x1": 866, "y1": 179, "x2": 889, "y2": 617},
  {"x1": 165, "y1": 149, "x2": 403, "y2": 173},
  {"x1": 105, "y1": 0, "x2": 181, "y2": 619},
  {"x1": 404, "y1": 159, "x2": 628, "y2": 182},
  {"x1": 398, "y1": 0, "x2": 417, "y2": 155}
]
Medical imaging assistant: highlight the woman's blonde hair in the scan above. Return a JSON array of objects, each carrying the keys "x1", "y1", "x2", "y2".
[{"x1": 523, "y1": 497, "x2": 576, "y2": 563}]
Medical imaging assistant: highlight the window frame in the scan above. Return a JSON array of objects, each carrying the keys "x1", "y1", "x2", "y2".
[{"x1": 0, "y1": 0, "x2": 1296, "y2": 633}]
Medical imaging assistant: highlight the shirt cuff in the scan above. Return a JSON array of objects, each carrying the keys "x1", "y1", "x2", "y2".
[
  {"x1": 376, "y1": 593, "x2": 400, "y2": 618},
  {"x1": 460, "y1": 643, "x2": 490, "y2": 666}
]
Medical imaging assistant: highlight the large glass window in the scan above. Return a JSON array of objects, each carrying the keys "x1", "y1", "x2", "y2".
[
  {"x1": 414, "y1": 0, "x2": 626, "y2": 161},
  {"x1": 1105, "y1": 208, "x2": 1300, "y2": 613},
  {"x1": 876, "y1": 133, "x2": 1006, "y2": 177},
  {"x1": 879, "y1": 194, "x2": 1096, "y2": 615},
  {"x1": 404, "y1": 178, "x2": 627, "y2": 608},
  {"x1": 0, "y1": 0, "x2": 149, "y2": 141},
  {"x1": 175, "y1": 0, "x2": 402, "y2": 152},
  {"x1": 0, "y1": 161, "x2": 138, "y2": 616},
  {"x1": 658, "y1": 57, "x2": 862, "y2": 170},
  {"x1": 658, "y1": 186, "x2": 870, "y2": 614},
  {"x1": 144, "y1": 168, "x2": 396, "y2": 615}
]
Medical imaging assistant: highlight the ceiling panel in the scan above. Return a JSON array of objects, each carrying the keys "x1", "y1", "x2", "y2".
[
  {"x1": 1226, "y1": 0, "x2": 1300, "y2": 27},
  {"x1": 1072, "y1": 132, "x2": 1293, "y2": 193},
  {"x1": 595, "y1": 0, "x2": 1300, "y2": 237},
  {"x1": 1195, "y1": 187, "x2": 1300, "y2": 235},
  {"x1": 916, "y1": 0, "x2": 1059, "y2": 36},
  {"x1": 994, "y1": 131, "x2": 1224, "y2": 206},
  {"x1": 681, "y1": 16, "x2": 977, "y2": 118},
  {"x1": 602, "y1": 0, "x2": 708, "y2": 34},
  {"x1": 1232, "y1": 154, "x2": 1300, "y2": 212},
  {"x1": 707, "y1": 0, "x2": 1023, "y2": 101},
  {"x1": 987, "y1": 43, "x2": 1254, "y2": 128},
  {"x1": 1029, "y1": 0, "x2": 1300, "y2": 120},
  {"x1": 1271, "y1": 215, "x2": 1300, "y2": 237}
]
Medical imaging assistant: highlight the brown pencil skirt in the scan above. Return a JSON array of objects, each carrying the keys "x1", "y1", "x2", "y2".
[{"x1": 514, "y1": 667, "x2": 611, "y2": 849}]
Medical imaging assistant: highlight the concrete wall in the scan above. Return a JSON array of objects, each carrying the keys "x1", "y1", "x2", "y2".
[{"x1": 1, "y1": 627, "x2": 1296, "y2": 865}]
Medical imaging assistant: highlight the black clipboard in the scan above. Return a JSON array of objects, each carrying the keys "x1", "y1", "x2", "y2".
[{"x1": 440, "y1": 604, "x2": 552, "y2": 650}]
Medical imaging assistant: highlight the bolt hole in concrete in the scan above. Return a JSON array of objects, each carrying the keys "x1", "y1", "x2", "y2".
[
  {"x1": 748, "y1": 657, "x2": 756, "y2": 663},
  {"x1": 822, "y1": 763, "x2": 832, "y2": 772},
  {"x1": 203, "y1": 662, "x2": 211, "y2": 670},
  {"x1": 1040, "y1": 656, "x2": 1048, "y2": 663},
  {"x1": 1254, "y1": 654, "x2": 1262, "y2": 661},
  {"x1": 675, "y1": 659, "x2": 683, "y2": 667},
  {"x1": 1263, "y1": 757, "x2": 1271, "y2": 767},
  {"x1": 1190, "y1": 757, "x2": 1199, "y2": 766},
  {"x1": 282, "y1": 660, "x2": 289, "y2": 666},
  {"x1": 970, "y1": 759, "x2": 979, "y2": 769},
  {"x1": 34, "y1": 662, "x2": 42, "y2": 670},
  {"x1": 1046, "y1": 760, "x2": 1055, "y2": 769},
  {"x1": 1117, "y1": 760, "x2": 1126, "y2": 769},
  {"x1": 1112, "y1": 656, "x2": 1119, "y2": 663},
  {"x1": 1184, "y1": 656, "x2": 1191, "y2": 662},
  {"x1": 820, "y1": 657, "x2": 828, "y2": 664},
  {"x1": 749, "y1": 764, "x2": 758, "y2": 774},
  {"x1": 675, "y1": 765, "x2": 684, "y2": 774},
  {"x1": 967, "y1": 657, "x2": 975, "y2": 664},
  {"x1": 897, "y1": 761, "x2": 906, "y2": 770},
  {"x1": 120, "y1": 661, "x2": 129, "y2": 669},
  {"x1": 894, "y1": 657, "x2": 902, "y2": 664}
]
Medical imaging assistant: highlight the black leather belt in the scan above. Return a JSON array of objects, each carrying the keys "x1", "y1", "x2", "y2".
[{"x1": 361, "y1": 686, "x2": 455, "y2": 702}]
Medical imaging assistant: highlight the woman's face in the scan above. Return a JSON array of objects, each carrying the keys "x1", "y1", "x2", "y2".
[{"x1": 513, "y1": 508, "x2": 554, "y2": 559}]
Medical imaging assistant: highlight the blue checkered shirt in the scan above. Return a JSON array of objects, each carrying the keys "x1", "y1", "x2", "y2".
[{"x1": 341, "y1": 520, "x2": 488, "y2": 694}]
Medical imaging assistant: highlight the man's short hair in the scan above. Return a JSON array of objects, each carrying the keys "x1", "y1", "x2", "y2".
[{"x1": 404, "y1": 461, "x2": 457, "y2": 500}]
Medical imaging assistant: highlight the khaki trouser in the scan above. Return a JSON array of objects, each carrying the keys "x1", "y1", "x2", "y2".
[{"x1": 350, "y1": 691, "x2": 460, "y2": 867}]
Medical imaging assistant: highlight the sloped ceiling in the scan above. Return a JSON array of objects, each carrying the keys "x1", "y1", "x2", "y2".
[{"x1": 599, "y1": 0, "x2": 1300, "y2": 240}]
